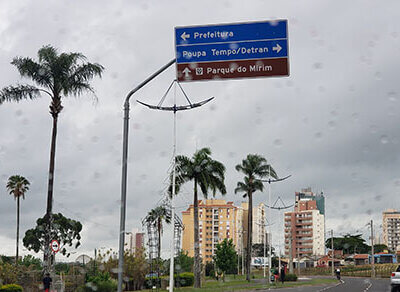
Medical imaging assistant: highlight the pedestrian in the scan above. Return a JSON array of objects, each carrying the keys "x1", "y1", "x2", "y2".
[
  {"x1": 274, "y1": 268, "x2": 279, "y2": 282},
  {"x1": 280, "y1": 265, "x2": 286, "y2": 285},
  {"x1": 42, "y1": 273, "x2": 52, "y2": 292}
]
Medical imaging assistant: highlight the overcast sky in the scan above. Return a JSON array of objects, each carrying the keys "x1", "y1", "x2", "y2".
[{"x1": 1, "y1": 0, "x2": 400, "y2": 261}]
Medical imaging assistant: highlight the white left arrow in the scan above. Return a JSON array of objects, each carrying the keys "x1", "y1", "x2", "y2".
[
  {"x1": 182, "y1": 67, "x2": 191, "y2": 78},
  {"x1": 273, "y1": 44, "x2": 282, "y2": 53},
  {"x1": 181, "y1": 32, "x2": 190, "y2": 41}
]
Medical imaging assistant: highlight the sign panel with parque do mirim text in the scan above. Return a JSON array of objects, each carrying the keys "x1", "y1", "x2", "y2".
[{"x1": 175, "y1": 20, "x2": 289, "y2": 82}]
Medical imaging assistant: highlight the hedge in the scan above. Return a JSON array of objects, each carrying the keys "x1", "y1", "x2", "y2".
[
  {"x1": 284, "y1": 273, "x2": 298, "y2": 281},
  {"x1": 0, "y1": 284, "x2": 23, "y2": 292},
  {"x1": 144, "y1": 273, "x2": 194, "y2": 288}
]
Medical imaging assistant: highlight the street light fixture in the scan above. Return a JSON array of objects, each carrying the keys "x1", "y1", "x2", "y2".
[{"x1": 117, "y1": 59, "x2": 176, "y2": 292}]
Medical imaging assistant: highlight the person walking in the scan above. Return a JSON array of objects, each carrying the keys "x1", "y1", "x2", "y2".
[
  {"x1": 280, "y1": 265, "x2": 286, "y2": 285},
  {"x1": 42, "y1": 273, "x2": 52, "y2": 292}
]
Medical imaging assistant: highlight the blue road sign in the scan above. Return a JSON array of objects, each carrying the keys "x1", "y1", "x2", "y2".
[{"x1": 175, "y1": 20, "x2": 289, "y2": 82}]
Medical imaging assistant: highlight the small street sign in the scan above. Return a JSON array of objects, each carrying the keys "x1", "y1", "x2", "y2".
[
  {"x1": 50, "y1": 239, "x2": 60, "y2": 253},
  {"x1": 175, "y1": 20, "x2": 289, "y2": 82}
]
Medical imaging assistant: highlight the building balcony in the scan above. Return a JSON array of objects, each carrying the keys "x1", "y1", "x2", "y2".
[
  {"x1": 296, "y1": 244, "x2": 313, "y2": 249},
  {"x1": 295, "y1": 228, "x2": 313, "y2": 232},
  {"x1": 295, "y1": 222, "x2": 313, "y2": 226}
]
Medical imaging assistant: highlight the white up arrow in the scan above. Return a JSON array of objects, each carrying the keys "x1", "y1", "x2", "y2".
[
  {"x1": 273, "y1": 44, "x2": 282, "y2": 53},
  {"x1": 181, "y1": 32, "x2": 190, "y2": 41},
  {"x1": 182, "y1": 67, "x2": 191, "y2": 78}
]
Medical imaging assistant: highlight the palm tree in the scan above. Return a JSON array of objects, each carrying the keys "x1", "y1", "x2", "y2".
[
  {"x1": 173, "y1": 147, "x2": 226, "y2": 288},
  {"x1": 234, "y1": 154, "x2": 277, "y2": 282},
  {"x1": 0, "y1": 46, "x2": 104, "y2": 262},
  {"x1": 144, "y1": 205, "x2": 171, "y2": 288},
  {"x1": 6, "y1": 175, "x2": 30, "y2": 264},
  {"x1": 145, "y1": 205, "x2": 172, "y2": 260}
]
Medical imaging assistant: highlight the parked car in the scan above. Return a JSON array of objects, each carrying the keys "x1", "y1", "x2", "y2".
[{"x1": 390, "y1": 265, "x2": 400, "y2": 291}]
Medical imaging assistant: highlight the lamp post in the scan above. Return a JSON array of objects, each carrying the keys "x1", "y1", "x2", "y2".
[
  {"x1": 261, "y1": 173, "x2": 291, "y2": 286},
  {"x1": 117, "y1": 59, "x2": 176, "y2": 292}
]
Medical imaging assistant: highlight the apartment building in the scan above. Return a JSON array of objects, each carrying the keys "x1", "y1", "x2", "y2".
[
  {"x1": 181, "y1": 199, "x2": 238, "y2": 262},
  {"x1": 252, "y1": 203, "x2": 266, "y2": 245},
  {"x1": 284, "y1": 191, "x2": 325, "y2": 259},
  {"x1": 382, "y1": 209, "x2": 400, "y2": 252},
  {"x1": 127, "y1": 228, "x2": 145, "y2": 253}
]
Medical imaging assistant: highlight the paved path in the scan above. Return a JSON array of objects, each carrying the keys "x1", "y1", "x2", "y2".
[{"x1": 257, "y1": 277, "x2": 391, "y2": 291}]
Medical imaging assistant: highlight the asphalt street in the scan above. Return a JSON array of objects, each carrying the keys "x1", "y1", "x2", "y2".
[{"x1": 259, "y1": 277, "x2": 391, "y2": 292}]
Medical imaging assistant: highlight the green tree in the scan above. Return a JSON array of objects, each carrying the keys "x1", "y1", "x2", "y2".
[
  {"x1": 23, "y1": 213, "x2": 82, "y2": 259},
  {"x1": 0, "y1": 46, "x2": 103, "y2": 263},
  {"x1": 20, "y1": 254, "x2": 42, "y2": 270},
  {"x1": 173, "y1": 147, "x2": 226, "y2": 288},
  {"x1": 124, "y1": 248, "x2": 148, "y2": 290},
  {"x1": 144, "y1": 206, "x2": 172, "y2": 261},
  {"x1": 6, "y1": 175, "x2": 30, "y2": 264},
  {"x1": 374, "y1": 244, "x2": 388, "y2": 253},
  {"x1": 175, "y1": 251, "x2": 194, "y2": 273},
  {"x1": 325, "y1": 234, "x2": 369, "y2": 254},
  {"x1": 235, "y1": 154, "x2": 277, "y2": 282},
  {"x1": 213, "y1": 239, "x2": 237, "y2": 281}
]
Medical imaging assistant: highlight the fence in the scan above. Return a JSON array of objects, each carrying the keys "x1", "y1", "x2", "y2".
[{"x1": 301, "y1": 264, "x2": 398, "y2": 278}]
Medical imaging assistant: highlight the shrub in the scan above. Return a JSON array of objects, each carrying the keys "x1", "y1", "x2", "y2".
[
  {"x1": 284, "y1": 273, "x2": 298, "y2": 281},
  {"x1": 77, "y1": 281, "x2": 117, "y2": 292},
  {"x1": 145, "y1": 273, "x2": 194, "y2": 288},
  {"x1": 0, "y1": 284, "x2": 23, "y2": 292},
  {"x1": 176, "y1": 272, "x2": 194, "y2": 287},
  {"x1": 143, "y1": 277, "x2": 161, "y2": 289}
]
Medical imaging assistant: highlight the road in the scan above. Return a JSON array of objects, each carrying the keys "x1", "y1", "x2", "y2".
[{"x1": 262, "y1": 277, "x2": 391, "y2": 291}]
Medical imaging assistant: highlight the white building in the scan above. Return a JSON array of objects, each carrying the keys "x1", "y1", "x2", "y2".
[
  {"x1": 383, "y1": 209, "x2": 400, "y2": 252},
  {"x1": 285, "y1": 198, "x2": 325, "y2": 258},
  {"x1": 252, "y1": 203, "x2": 266, "y2": 245}
]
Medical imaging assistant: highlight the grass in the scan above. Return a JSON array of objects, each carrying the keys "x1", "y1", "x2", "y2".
[{"x1": 141, "y1": 276, "x2": 338, "y2": 291}]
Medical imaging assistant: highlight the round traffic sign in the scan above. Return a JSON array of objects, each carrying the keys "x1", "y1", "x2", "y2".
[{"x1": 51, "y1": 240, "x2": 60, "y2": 253}]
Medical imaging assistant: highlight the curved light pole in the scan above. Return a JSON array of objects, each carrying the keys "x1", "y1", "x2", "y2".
[
  {"x1": 255, "y1": 219, "x2": 274, "y2": 280},
  {"x1": 137, "y1": 80, "x2": 214, "y2": 291},
  {"x1": 118, "y1": 59, "x2": 176, "y2": 292},
  {"x1": 265, "y1": 196, "x2": 293, "y2": 275},
  {"x1": 260, "y1": 173, "x2": 291, "y2": 288}
]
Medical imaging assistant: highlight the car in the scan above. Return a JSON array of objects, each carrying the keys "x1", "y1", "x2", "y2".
[{"x1": 390, "y1": 266, "x2": 400, "y2": 292}]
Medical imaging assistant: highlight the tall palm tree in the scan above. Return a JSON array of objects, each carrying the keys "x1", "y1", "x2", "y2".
[
  {"x1": 234, "y1": 154, "x2": 277, "y2": 282},
  {"x1": 173, "y1": 147, "x2": 226, "y2": 288},
  {"x1": 145, "y1": 205, "x2": 172, "y2": 260},
  {"x1": 0, "y1": 45, "x2": 104, "y2": 263},
  {"x1": 6, "y1": 175, "x2": 30, "y2": 264}
]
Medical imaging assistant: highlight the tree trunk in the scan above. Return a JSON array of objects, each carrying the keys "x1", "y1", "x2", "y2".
[
  {"x1": 246, "y1": 191, "x2": 253, "y2": 282},
  {"x1": 193, "y1": 179, "x2": 201, "y2": 288},
  {"x1": 16, "y1": 195, "x2": 20, "y2": 265},
  {"x1": 158, "y1": 219, "x2": 161, "y2": 260},
  {"x1": 44, "y1": 112, "x2": 59, "y2": 264}
]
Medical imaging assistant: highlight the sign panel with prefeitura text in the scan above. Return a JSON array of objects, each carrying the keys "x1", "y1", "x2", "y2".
[{"x1": 175, "y1": 20, "x2": 289, "y2": 82}]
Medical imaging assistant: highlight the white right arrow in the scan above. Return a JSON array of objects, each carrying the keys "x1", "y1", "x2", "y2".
[
  {"x1": 181, "y1": 32, "x2": 190, "y2": 41},
  {"x1": 273, "y1": 44, "x2": 282, "y2": 53},
  {"x1": 182, "y1": 67, "x2": 191, "y2": 78}
]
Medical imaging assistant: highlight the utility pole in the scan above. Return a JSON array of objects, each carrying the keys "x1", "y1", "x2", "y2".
[
  {"x1": 242, "y1": 230, "x2": 245, "y2": 275},
  {"x1": 297, "y1": 240, "x2": 300, "y2": 276},
  {"x1": 370, "y1": 220, "x2": 375, "y2": 278},
  {"x1": 331, "y1": 230, "x2": 334, "y2": 276},
  {"x1": 289, "y1": 235, "x2": 293, "y2": 274},
  {"x1": 263, "y1": 228, "x2": 266, "y2": 278}
]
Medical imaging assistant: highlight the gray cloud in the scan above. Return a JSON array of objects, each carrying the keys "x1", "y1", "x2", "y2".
[{"x1": 0, "y1": 0, "x2": 399, "y2": 260}]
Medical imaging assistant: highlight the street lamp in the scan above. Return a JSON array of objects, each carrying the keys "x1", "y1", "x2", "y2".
[
  {"x1": 255, "y1": 220, "x2": 273, "y2": 280},
  {"x1": 117, "y1": 59, "x2": 176, "y2": 292}
]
